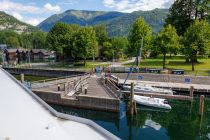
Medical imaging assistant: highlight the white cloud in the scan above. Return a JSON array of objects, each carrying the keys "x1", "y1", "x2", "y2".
[
  {"x1": 44, "y1": 3, "x2": 61, "y2": 12},
  {"x1": 0, "y1": 0, "x2": 61, "y2": 26},
  {"x1": 58, "y1": 0, "x2": 78, "y2": 5},
  {"x1": 11, "y1": 12, "x2": 23, "y2": 21},
  {"x1": 26, "y1": 18, "x2": 44, "y2": 26},
  {"x1": 103, "y1": 0, "x2": 174, "y2": 12},
  {"x1": 0, "y1": 0, "x2": 41, "y2": 14}
]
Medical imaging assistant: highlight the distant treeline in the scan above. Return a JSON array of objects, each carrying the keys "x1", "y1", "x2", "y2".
[{"x1": 0, "y1": 0, "x2": 209, "y2": 71}]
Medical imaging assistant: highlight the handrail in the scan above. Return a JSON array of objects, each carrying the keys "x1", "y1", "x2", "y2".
[{"x1": 67, "y1": 75, "x2": 90, "y2": 96}]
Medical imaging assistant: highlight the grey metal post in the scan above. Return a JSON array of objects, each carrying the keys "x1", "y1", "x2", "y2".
[
  {"x1": 21, "y1": 74, "x2": 24, "y2": 83},
  {"x1": 137, "y1": 35, "x2": 144, "y2": 73}
]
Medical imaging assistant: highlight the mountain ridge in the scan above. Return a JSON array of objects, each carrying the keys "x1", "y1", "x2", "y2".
[
  {"x1": 0, "y1": 11, "x2": 38, "y2": 33},
  {"x1": 38, "y1": 9, "x2": 169, "y2": 36}
]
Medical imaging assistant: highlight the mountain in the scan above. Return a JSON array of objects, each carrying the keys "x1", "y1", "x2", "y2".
[
  {"x1": 38, "y1": 9, "x2": 169, "y2": 36},
  {"x1": 0, "y1": 11, "x2": 37, "y2": 33}
]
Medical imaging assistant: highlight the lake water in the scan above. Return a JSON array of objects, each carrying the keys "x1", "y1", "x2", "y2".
[{"x1": 51, "y1": 99, "x2": 210, "y2": 140}]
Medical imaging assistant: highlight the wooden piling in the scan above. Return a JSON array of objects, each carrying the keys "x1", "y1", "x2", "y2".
[
  {"x1": 190, "y1": 86, "x2": 194, "y2": 97},
  {"x1": 130, "y1": 82, "x2": 134, "y2": 116},
  {"x1": 199, "y1": 95, "x2": 205, "y2": 116},
  {"x1": 20, "y1": 73, "x2": 24, "y2": 83},
  {"x1": 190, "y1": 86, "x2": 194, "y2": 103}
]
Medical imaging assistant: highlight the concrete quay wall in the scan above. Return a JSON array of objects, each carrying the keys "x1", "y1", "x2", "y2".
[
  {"x1": 33, "y1": 90, "x2": 120, "y2": 112},
  {"x1": 114, "y1": 73, "x2": 210, "y2": 85},
  {"x1": 4, "y1": 67, "x2": 86, "y2": 77}
]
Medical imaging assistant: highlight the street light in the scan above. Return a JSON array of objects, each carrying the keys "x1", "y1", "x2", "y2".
[
  {"x1": 137, "y1": 34, "x2": 144, "y2": 73},
  {"x1": 112, "y1": 49, "x2": 114, "y2": 67}
]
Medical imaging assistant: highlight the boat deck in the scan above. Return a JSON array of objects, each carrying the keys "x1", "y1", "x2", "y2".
[{"x1": 0, "y1": 68, "x2": 119, "y2": 140}]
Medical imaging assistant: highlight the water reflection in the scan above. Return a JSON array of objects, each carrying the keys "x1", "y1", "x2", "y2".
[{"x1": 51, "y1": 99, "x2": 210, "y2": 140}]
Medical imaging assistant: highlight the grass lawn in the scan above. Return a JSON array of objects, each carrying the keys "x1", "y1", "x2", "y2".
[
  {"x1": 125, "y1": 56, "x2": 210, "y2": 76},
  {"x1": 48, "y1": 61, "x2": 110, "y2": 70},
  {"x1": 13, "y1": 74, "x2": 52, "y2": 82}
]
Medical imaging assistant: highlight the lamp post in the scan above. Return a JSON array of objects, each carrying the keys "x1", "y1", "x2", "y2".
[
  {"x1": 137, "y1": 34, "x2": 144, "y2": 73},
  {"x1": 112, "y1": 49, "x2": 114, "y2": 67}
]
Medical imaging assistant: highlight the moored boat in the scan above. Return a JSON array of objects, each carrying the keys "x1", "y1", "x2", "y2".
[
  {"x1": 134, "y1": 95, "x2": 172, "y2": 110},
  {"x1": 123, "y1": 84, "x2": 174, "y2": 95}
]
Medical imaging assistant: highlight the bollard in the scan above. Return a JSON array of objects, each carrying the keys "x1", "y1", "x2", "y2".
[
  {"x1": 190, "y1": 86, "x2": 194, "y2": 103},
  {"x1": 20, "y1": 74, "x2": 24, "y2": 83},
  {"x1": 190, "y1": 86, "x2": 194, "y2": 97},
  {"x1": 57, "y1": 84, "x2": 60, "y2": 91},
  {"x1": 85, "y1": 87, "x2": 87, "y2": 94},
  {"x1": 199, "y1": 95, "x2": 205, "y2": 116},
  {"x1": 105, "y1": 77, "x2": 107, "y2": 84}
]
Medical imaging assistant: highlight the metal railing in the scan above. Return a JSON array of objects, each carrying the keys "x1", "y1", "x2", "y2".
[{"x1": 31, "y1": 73, "x2": 89, "y2": 89}]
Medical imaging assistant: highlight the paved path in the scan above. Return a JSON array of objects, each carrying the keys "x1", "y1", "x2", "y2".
[
  {"x1": 86, "y1": 77, "x2": 116, "y2": 98},
  {"x1": 0, "y1": 68, "x2": 119, "y2": 140}
]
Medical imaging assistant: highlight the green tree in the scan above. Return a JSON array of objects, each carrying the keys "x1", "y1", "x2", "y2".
[
  {"x1": 46, "y1": 22, "x2": 72, "y2": 59},
  {"x1": 111, "y1": 37, "x2": 129, "y2": 59},
  {"x1": 65, "y1": 24, "x2": 80, "y2": 60},
  {"x1": 156, "y1": 24, "x2": 180, "y2": 68},
  {"x1": 74, "y1": 26, "x2": 98, "y2": 63},
  {"x1": 20, "y1": 32, "x2": 33, "y2": 49},
  {"x1": 7, "y1": 36, "x2": 20, "y2": 48},
  {"x1": 102, "y1": 41, "x2": 113, "y2": 59},
  {"x1": 128, "y1": 17, "x2": 152, "y2": 65},
  {"x1": 31, "y1": 31, "x2": 46, "y2": 49},
  {"x1": 94, "y1": 24, "x2": 108, "y2": 46},
  {"x1": 183, "y1": 20, "x2": 210, "y2": 71},
  {"x1": 166, "y1": 0, "x2": 209, "y2": 36}
]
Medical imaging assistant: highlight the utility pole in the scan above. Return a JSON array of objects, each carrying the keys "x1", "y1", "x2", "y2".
[
  {"x1": 137, "y1": 35, "x2": 144, "y2": 73},
  {"x1": 112, "y1": 50, "x2": 114, "y2": 67}
]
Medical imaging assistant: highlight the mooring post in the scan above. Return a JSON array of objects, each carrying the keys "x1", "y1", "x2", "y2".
[
  {"x1": 57, "y1": 84, "x2": 60, "y2": 91},
  {"x1": 20, "y1": 73, "x2": 24, "y2": 83},
  {"x1": 199, "y1": 95, "x2": 205, "y2": 116},
  {"x1": 130, "y1": 82, "x2": 134, "y2": 116},
  {"x1": 190, "y1": 86, "x2": 194, "y2": 103},
  {"x1": 190, "y1": 86, "x2": 194, "y2": 97},
  {"x1": 85, "y1": 87, "x2": 87, "y2": 94}
]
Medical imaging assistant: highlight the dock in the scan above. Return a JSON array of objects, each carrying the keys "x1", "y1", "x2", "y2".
[
  {"x1": 31, "y1": 75, "x2": 120, "y2": 112},
  {"x1": 109, "y1": 74, "x2": 210, "y2": 94}
]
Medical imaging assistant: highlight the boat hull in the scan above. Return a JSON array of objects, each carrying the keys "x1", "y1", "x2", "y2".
[{"x1": 134, "y1": 95, "x2": 171, "y2": 110}]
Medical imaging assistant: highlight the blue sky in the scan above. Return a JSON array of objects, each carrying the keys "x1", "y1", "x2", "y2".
[{"x1": 0, "y1": 0, "x2": 174, "y2": 26}]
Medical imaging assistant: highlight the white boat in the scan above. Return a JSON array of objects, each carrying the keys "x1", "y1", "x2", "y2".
[
  {"x1": 134, "y1": 95, "x2": 172, "y2": 110},
  {"x1": 123, "y1": 84, "x2": 174, "y2": 95}
]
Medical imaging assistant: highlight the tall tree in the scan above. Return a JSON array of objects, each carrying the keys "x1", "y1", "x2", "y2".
[
  {"x1": 31, "y1": 31, "x2": 46, "y2": 49},
  {"x1": 156, "y1": 24, "x2": 180, "y2": 68},
  {"x1": 183, "y1": 20, "x2": 210, "y2": 71},
  {"x1": 111, "y1": 37, "x2": 129, "y2": 59},
  {"x1": 128, "y1": 17, "x2": 152, "y2": 65},
  {"x1": 94, "y1": 24, "x2": 108, "y2": 46},
  {"x1": 102, "y1": 41, "x2": 113, "y2": 60},
  {"x1": 46, "y1": 22, "x2": 72, "y2": 60},
  {"x1": 166, "y1": 0, "x2": 209, "y2": 36},
  {"x1": 74, "y1": 26, "x2": 98, "y2": 63}
]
